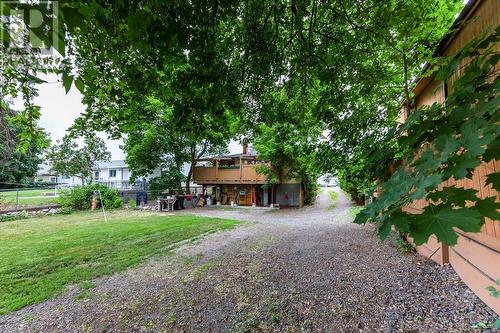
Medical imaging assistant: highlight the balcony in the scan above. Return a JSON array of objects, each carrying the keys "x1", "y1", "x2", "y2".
[{"x1": 193, "y1": 164, "x2": 267, "y2": 184}]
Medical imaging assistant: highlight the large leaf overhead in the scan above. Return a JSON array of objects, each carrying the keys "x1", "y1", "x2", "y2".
[{"x1": 410, "y1": 206, "x2": 483, "y2": 245}]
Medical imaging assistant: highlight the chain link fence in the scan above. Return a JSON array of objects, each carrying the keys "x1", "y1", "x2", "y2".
[{"x1": 0, "y1": 183, "x2": 61, "y2": 211}]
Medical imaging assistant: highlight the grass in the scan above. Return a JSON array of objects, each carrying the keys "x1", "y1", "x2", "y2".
[
  {"x1": 192, "y1": 262, "x2": 217, "y2": 279},
  {"x1": 0, "y1": 189, "x2": 59, "y2": 207},
  {"x1": 349, "y1": 206, "x2": 363, "y2": 218},
  {"x1": 0, "y1": 210, "x2": 240, "y2": 314},
  {"x1": 328, "y1": 190, "x2": 338, "y2": 202},
  {"x1": 327, "y1": 189, "x2": 339, "y2": 210}
]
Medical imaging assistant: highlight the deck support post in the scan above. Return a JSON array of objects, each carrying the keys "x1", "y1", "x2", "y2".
[{"x1": 252, "y1": 186, "x2": 256, "y2": 207}]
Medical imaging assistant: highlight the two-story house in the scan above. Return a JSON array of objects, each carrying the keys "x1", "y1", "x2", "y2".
[
  {"x1": 94, "y1": 160, "x2": 133, "y2": 189},
  {"x1": 93, "y1": 160, "x2": 164, "y2": 189},
  {"x1": 192, "y1": 145, "x2": 304, "y2": 207}
]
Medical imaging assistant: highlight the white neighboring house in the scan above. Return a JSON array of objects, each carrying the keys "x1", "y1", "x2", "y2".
[
  {"x1": 94, "y1": 160, "x2": 162, "y2": 189},
  {"x1": 36, "y1": 166, "x2": 83, "y2": 187},
  {"x1": 38, "y1": 160, "x2": 192, "y2": 190}
]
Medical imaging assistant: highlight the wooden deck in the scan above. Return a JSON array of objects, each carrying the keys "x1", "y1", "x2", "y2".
[{"x1": 193, "y1": 165, "x2": 267, "y2": 185}]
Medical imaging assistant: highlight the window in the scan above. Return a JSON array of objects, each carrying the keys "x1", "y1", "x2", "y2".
[
  {"x1": 109, "y1": 170, "x2": 117, "y2": 178},
  {"x1": 94, "y1": 171, "x2": 100, "y2": 179}
]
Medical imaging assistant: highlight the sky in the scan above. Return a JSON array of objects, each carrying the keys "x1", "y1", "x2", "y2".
[{"x1": 34, "y1": 74, "x2": 242, "y2": 160}]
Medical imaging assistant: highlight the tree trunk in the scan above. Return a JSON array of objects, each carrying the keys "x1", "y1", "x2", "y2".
[
  {"x1": 402, "y1": 48, "x2": 411, "y2": 108},
  {"x1": 271, "y1": 184, "x2": 275, "y2": 206},
  {"x1": 185, "y1": 161, "x2": 194, "y2": 194},
  {"x1": 186, "y1": 141, "x2": 208, "y2": 193},
  {"x1": 77, "y1": 175, "x2": 86, "y2": 186},
  {"x1": 301, "y1": 180, "x2": 308, "y2": 204}
]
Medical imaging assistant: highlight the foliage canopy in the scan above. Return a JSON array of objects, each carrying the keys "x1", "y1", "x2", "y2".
[{"x1": 2, "y1": 1, "x2": 497, "y2": 245}]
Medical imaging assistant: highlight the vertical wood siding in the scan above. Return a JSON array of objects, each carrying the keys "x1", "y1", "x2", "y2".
[{"x1": 401, "y1": 0, "x2": 500, "y2": 314}]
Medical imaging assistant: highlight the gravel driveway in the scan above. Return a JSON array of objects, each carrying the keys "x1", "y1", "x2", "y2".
[{"x1": 0, "y1": 188, "x2": 497, "y2": 332}]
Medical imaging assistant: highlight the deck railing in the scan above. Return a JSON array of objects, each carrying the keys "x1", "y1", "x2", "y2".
[{"x1": 193, "y1": 164, "x2": 267, "y2": 184}]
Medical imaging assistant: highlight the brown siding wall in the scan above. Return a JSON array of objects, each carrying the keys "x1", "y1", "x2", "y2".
[
  {"x1": 414, "y1": 80, "x2": 445, "y2": 109},
  {"x1": 224, "y1": 185, "x2": 254, "y2": 206},
  {"x1": 445, "y1": 0, "x2": 500, "y2": 91},
  {"x1": 402, "y1": 0, "x2": 500, "y2": 314}
]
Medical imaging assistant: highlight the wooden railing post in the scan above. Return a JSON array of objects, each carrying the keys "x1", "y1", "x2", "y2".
[{"x1": 239, "y1": 157, "x2": 242, "y2": 180}]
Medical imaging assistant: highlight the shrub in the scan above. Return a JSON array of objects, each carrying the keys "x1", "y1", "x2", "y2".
[
  {"x1": 149, "y1": 171, "x2": 185, "y2": 197},
  {"x1": 58, "y1": 184, "x2": 123, "y2": 210},
  {"x1": 127, "y1": 198, "x2": 137, "y2": 209},
  {"x1": 389, "y1": 231, "x2": 415, "y2": 254},
  {"x1": 58, "y1": 207, "x2": 74, "y2": 215}
]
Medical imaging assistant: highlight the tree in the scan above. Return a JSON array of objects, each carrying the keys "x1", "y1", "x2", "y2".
[
  {"x1": 0, "y1": 103, "x2": 49, "y2": 185},
  {"x1": 46, "y1": 134, "x2": 111, "y2": 184},
  {"x1": 54, "y1": 1, "x2": 241, "y2": 193},
  {"x1": 5, "y1": 0, "x2": 496, "y2": 247},
  {"x1": 218, "y1": 0, "x2": 460, "y2": 209},
  {"x1": 1, "y1": 5, "x2": 54, "y2": 185},
  {"x1": 252, "y1": 78, "x2": 322, "y2": 205},
  {"x1": 123, "y1": 97, "x2": 229, "y2": 192}
]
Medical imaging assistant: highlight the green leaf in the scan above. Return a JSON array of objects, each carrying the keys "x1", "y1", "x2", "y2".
[
  {"x1": 75, "y1": 78, "x2": 85, "y2": 94},
  {"x1": 444, "y1": 155, "x2": 480, "y2": 180},
  {"x1": 413, "y1": 149, "x2": 443, "y2": 174},
  {"x1": 427, "y1": 187, "x2": 478, "y2": 206},
  {"x1": 62, "y1": 73, "x2": 73, "y2": 93},
  {"x1": 26, "y1": 73, "x2": 47, "y2": 85},
  {"x1": 496, "y1": 278, "x2": 500, "y2": 286},
  {"x1": 353, "y1": 208, "x2": 371, "y2": 225},
  {"x1": 435, "y1": 134, "x2": 459, "y2": 158},
  {"x1": 378, "y1": 217, "x2": 392, "y2": 240},
  {"x1": 390, "y1": 210, "x2": 412, "y2": 233},
  {"x1": 410, "y1": 174, "x2": 443, "y2": 200},
  {"x1": 459, "y1": 119, "x2": 494, "y2": 157},
  {"x1": 495, "y1": 318, "x2": 500, "y2": 329},
  {"x1": 483, "y1": 136, "x2": 500, "y2": 162},
  {"x1": 486, "y1": 172, "x2": 500, "y2": 191},
  {"x1": 436, "y1": 56, "x2": 460, "y2": 81},
  {"x1": 472, "y1": 197, "x2": 500, "y2": 221},
  {"x1": 410, "y1": 205, "x2": 483, "y2": 246},
  {"x1": 486, "y1": 286, "x2": 497, "y2": 293}
]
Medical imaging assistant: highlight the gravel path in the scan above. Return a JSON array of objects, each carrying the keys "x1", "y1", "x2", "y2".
[{"x1": 0, "y1": 188, "x2": 497, "y2": 332}]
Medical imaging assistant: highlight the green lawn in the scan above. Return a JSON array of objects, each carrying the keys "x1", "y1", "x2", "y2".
[
  {"x1": 0, "y1": 210, "x2": 240, "y2": 314},
  {"x1": 0, "y1": 189, "x2": 59, "y2": 207},
  {"x1": 327, "y1": 189, "x2": 339, "y2": 210},
  {"x1": 349, "y1": 206, "x2": 363, "y2": 218}
]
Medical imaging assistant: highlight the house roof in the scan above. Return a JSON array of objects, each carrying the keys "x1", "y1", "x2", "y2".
[
  {"x1": 37, "y1": 172, "x2": 58, "y2": 177},
  {"x1": 96, "y1": 160, "x2": 127, "y2": 169},
  {"x1": 196, "y1": 152, "x2": 257, "y2": 162},
  {"x1": 433, "y1": 0, "x2": 479, "y2": 57}
]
